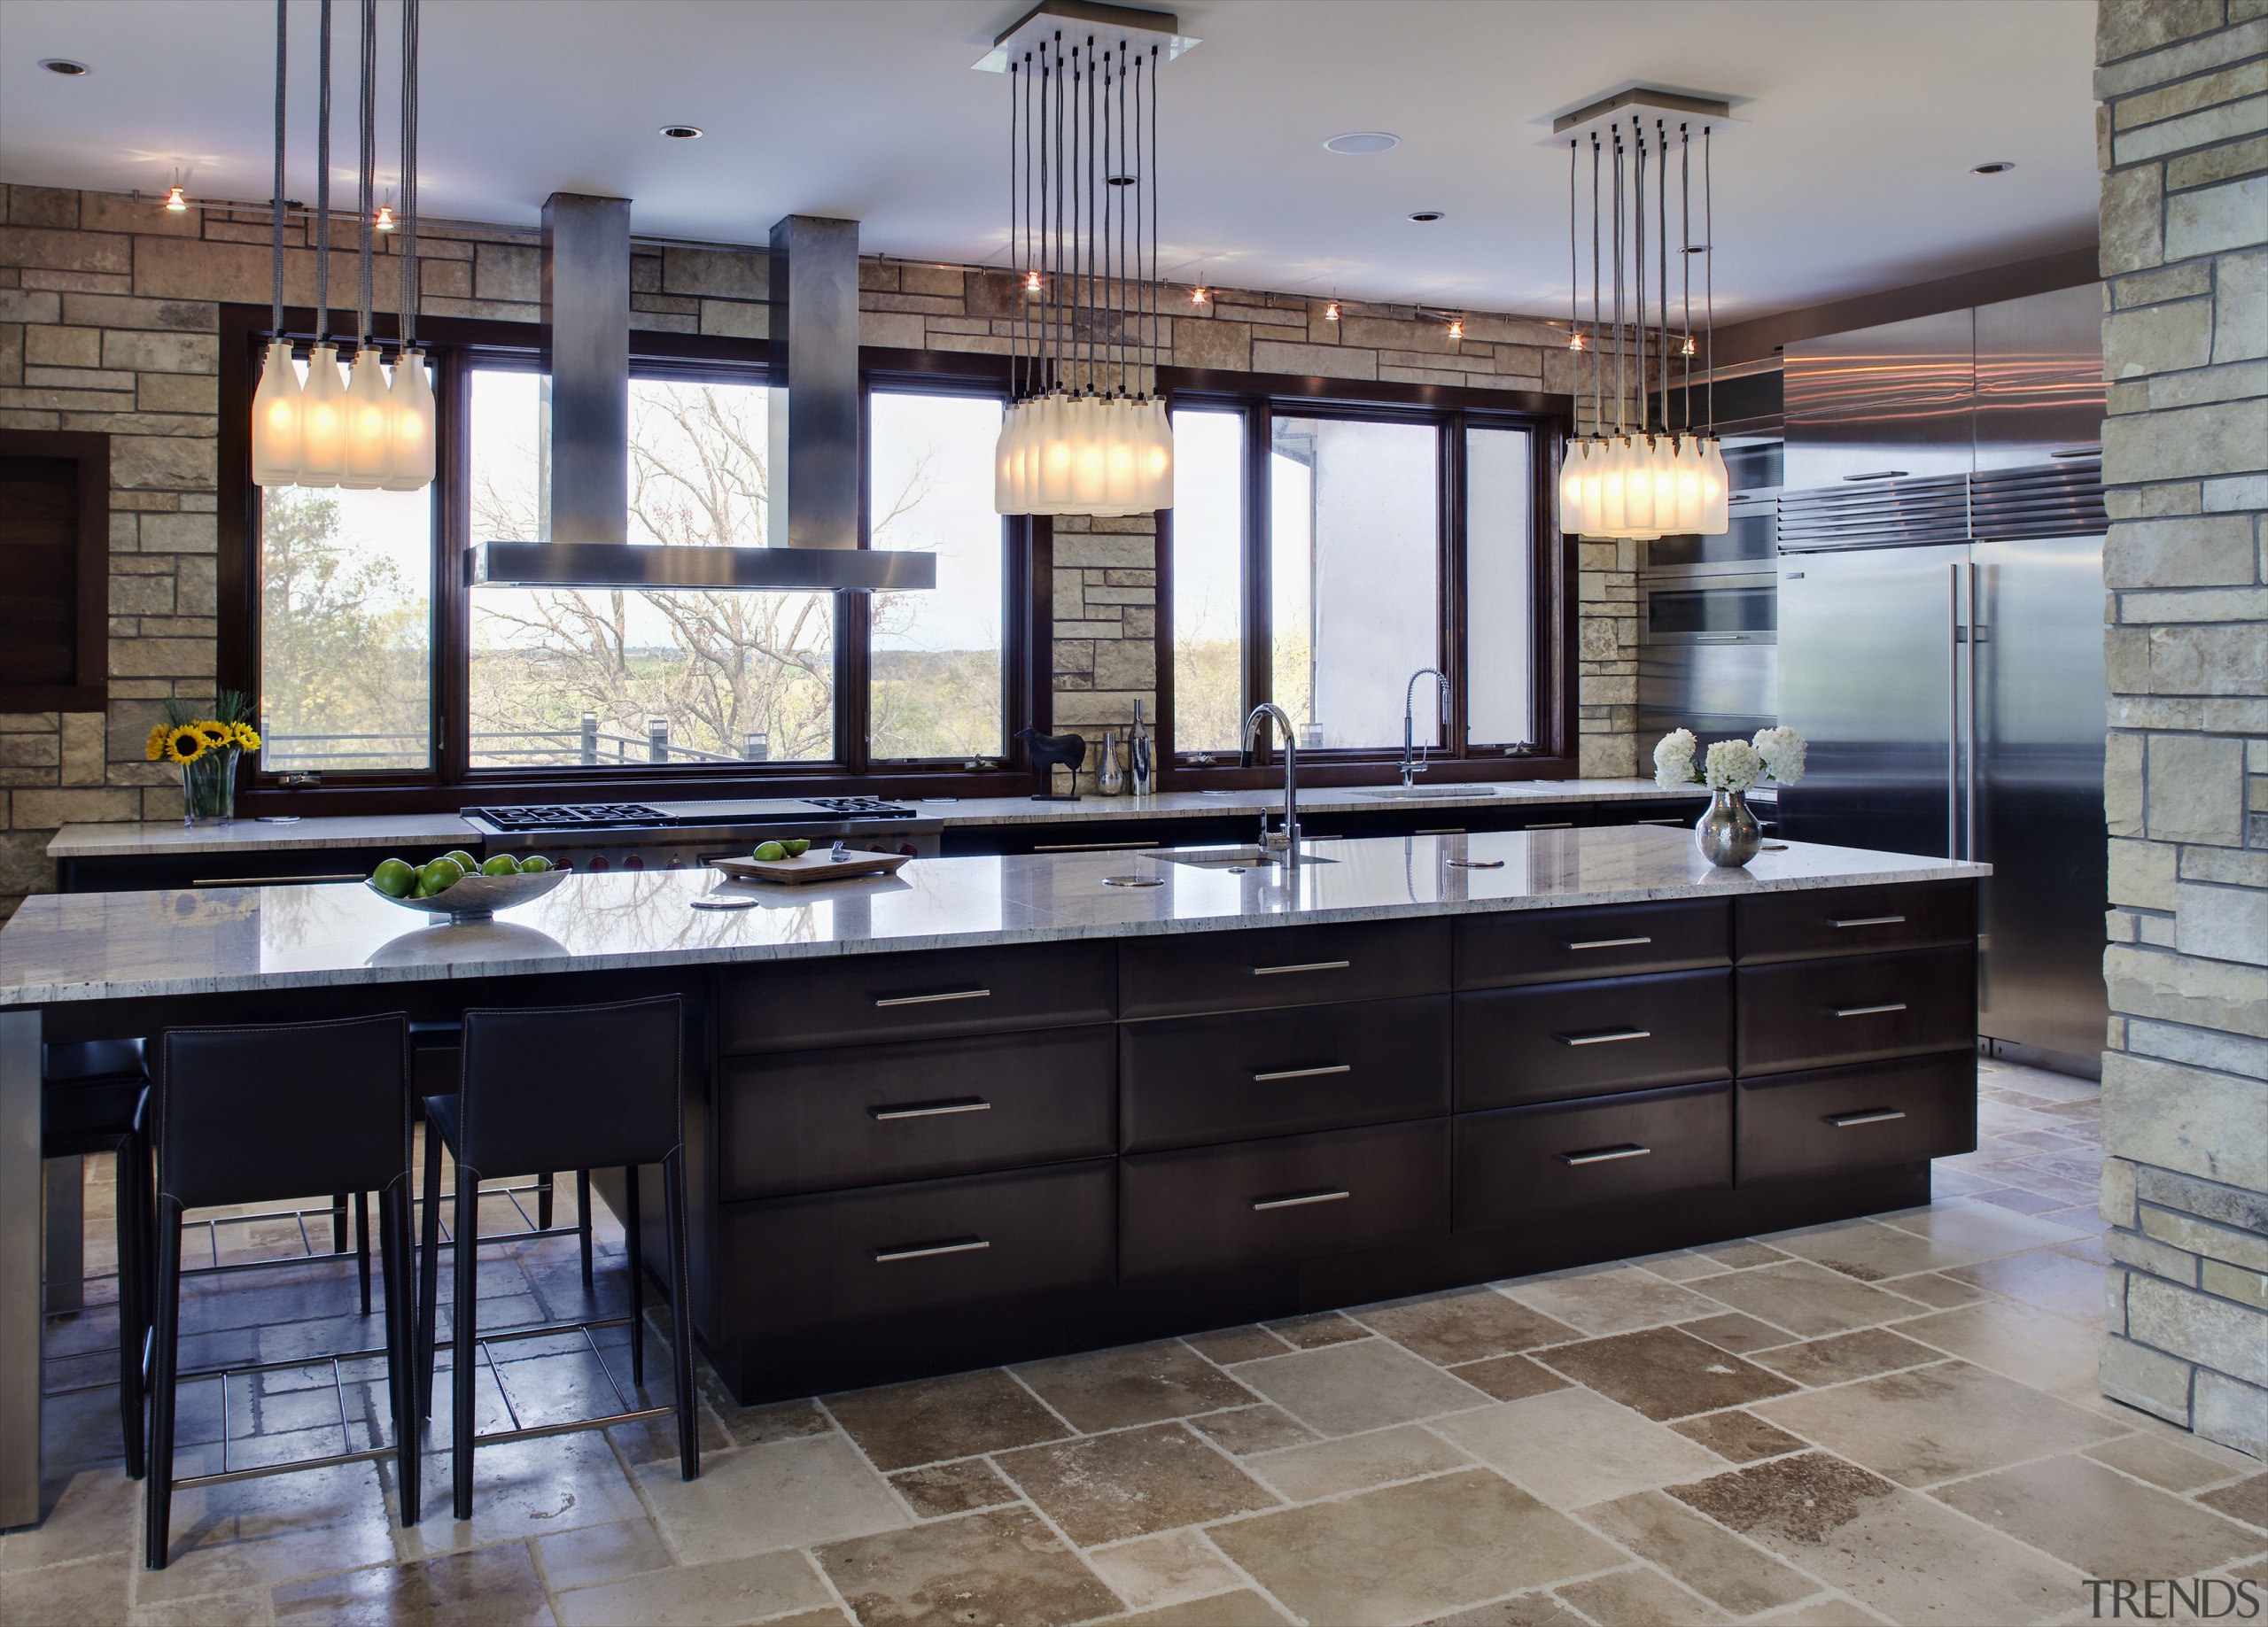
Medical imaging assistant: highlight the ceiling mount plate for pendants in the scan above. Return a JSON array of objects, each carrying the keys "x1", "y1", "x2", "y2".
[
  {"x1": 1540, "y1": 88, "x2": 1749, "y2": 148},
  {"x1": 975, "y1": 0, "x2": 1200, "y2": 70}
]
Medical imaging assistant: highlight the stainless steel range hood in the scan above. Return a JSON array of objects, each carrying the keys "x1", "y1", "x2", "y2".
[{"x1": 475, "y1": 198, "x2": 934, "y2": 593}]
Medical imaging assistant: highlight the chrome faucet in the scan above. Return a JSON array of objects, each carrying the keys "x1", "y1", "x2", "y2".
[
  {"x1": 1401, "y1": 668, "x2": 1451, "y2": 786},
  {"x1": 1242, "y1": 701, "x2": 1300, "y2": 859}
]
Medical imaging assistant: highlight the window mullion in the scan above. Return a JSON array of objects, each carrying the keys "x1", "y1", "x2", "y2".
[{"x1": 1243, "y1": 397, "x2": 1271, "y2": 742}]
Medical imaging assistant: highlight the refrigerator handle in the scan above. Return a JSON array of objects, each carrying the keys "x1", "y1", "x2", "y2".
[
  {"x1": 1966, "y1": 560, "x2": 1980, "y2": 864},
  {"x1": 1947, "y1": 562, "x2": 1961, "y2": 861}
]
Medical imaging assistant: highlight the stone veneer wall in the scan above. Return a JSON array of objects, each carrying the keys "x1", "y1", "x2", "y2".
[
  {"x1": 2093, "y1": 0, "x2": 2268, "y2": 1460},
  {"x1": 0, "y1": 185, "x2": 1627, "y2": 918}
]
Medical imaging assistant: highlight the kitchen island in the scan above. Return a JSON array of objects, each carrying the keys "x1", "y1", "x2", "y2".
[{"x1": 1, "y1": 825, "x2": 1980, "y2": 1524}]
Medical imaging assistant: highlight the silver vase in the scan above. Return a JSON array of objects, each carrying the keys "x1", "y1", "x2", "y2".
[
  {"x1": 1097, "y1": 730, "x2": 1125, "y2": 796},
  {"x1": 1695, "y1": 787, "x2": 1762, "y2": 867}
]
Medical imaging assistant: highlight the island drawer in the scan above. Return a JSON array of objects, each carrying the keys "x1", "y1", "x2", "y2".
[
  {"x1": 1118, "y1": 918, "x2": 1449, "y2": 1019},
  {"x1": 718, "y1": 940, "x2": 1116, "y2": 1054},
  {"x1": 1454, "y1": 899, "x2": 1730, "y2": 988},
  {"x1": 1737, "y1": 1051, "x2": 1977, "y2": 1184},
  {"x1": 1736, "y1": 946, "x2": 1976, "y2": 1075},
  {"x1": 709, "y1": 1161, "x2": 1115, "y2": 1340},
  {"x1": 1119, "y1": 996, "x2": 1449, "y2": 1152},
  {"x1": 1736, "y1": 882, "x2": 1974, "y2": 965},
  {"x1": 717, "y1": 1026, "x2": 1117, "y2": 1200},
  {"x1": 1454, "y1": 969, "x2": 1733, "y2": 1110},
  {"x1": 1120, "y1": 1120, "x2": 1449, "y2": 1279},
  {"x1": 1453, "y1": 1081, "x2": 1733, "y2": 1231}
]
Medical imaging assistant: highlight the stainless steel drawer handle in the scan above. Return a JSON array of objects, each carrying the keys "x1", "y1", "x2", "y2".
[
  {"x1": 872, "y1": 1237, "x2": 990, "y2": 1263},
  {"x1": 1830, "y1": 915, "x2": 1907, "y2": 928},
  {"x1": 870, "y1": 1098, "x2": 991, "y2": 1121},
  {"x1": 1635, "y1": 817, "x2": 1686, "y2": 826},
  {"x1": 1034, "y1": 840, "x2": 1160, "y2": 853},
  {"x1": 194, "y1": 873, "x2": 364, "y2": 887},
  {"x1": 1416, "y1": 827, "x2": 1465, "y2": 836},
  {"x1": 1557, "y1": 1028, "x2": 1651, "y2": 1046},
  {"x1": 1250, "y1": 1064, "x2": 1353, "y2": 1082},
  {"x1": 1828, "y1": 1109, "x2": 1908, "y2": 1127},
  {"x1": 1559, "y1": 1144, "x2": 1651, "y2": 1166},
  {"x1": 1251, "y1": 1189, "x2": 1350, "y2": 1212},
  {"x1": 1251, "y1": 959, "x2": 1350, "y2": 976},
  {"x1": 1842, "y1": 470, "x2": 1910, "y2": 481},
  {"x1": 1833, "y1": 1003, "x2": 1908, "y2": 1018},
  {"x1": 874, "y1": 988, "x2": 992, "y2": 1008},
  {"x1": 1526, "y1": 821, "x2": 1575, "y2": 830},
  {"x1": 1562, "y1": 935, "x2": 1654, "y2": 950}
]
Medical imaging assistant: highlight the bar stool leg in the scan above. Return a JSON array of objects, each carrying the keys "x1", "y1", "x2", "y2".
[
  {"x1": 378, "y1": 1184, "x2": 419, "y2": 1525},
  {"x1": 623, "y1": 1165, "x2": 642, "y2": 1388},
  {"x1": 330, "y1": 1192, "x2": 348, "y2": 1254},
  {"x1": 353, "y1": 1191, "x2": 372, "y2": 1317},
  {"x1": 450, "y1": 1158, "x2": 481, "y2": 1522},
  {"x1": 143, "y1": 1200, "x2": 184, "y2": 1569},
  {"x1": 537, "y1": 1171, "x2": 554, "y2": 1230},
  {"x1": 576, "y1": 1171, "x2": 593, "y2": 1287},
  {"x1": 416, "y1": 1123, "x2": 444, "y2": 1421},
  {"x1": 116, "y1": 1135, "x2": 146, "y2": 1481},
  {"x1": 664, "y1": 1150, "x2": 698, "y2": 1482}
]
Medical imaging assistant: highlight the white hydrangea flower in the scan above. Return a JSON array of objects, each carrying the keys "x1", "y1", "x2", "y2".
[
  {"x1": 1752, "y1": 726, "x2": 1807, "y2": 786},
  {"x1": 1652, "y1": 728, "x2": 1698, "y2": 789},
  {"x1": 1703, "y1": 738, "x2": 1765, "y2": 792}
]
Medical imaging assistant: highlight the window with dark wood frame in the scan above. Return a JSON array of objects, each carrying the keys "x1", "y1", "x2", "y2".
[{"x1": 0, "y1": 429, "x2": 110, "y2": 714}]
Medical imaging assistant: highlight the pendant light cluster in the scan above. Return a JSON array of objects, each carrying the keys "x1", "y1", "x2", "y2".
[
  {"x1": 992, "y1": 22, "x2": 1175, "y2": 517},
  {"x1": 1557, "y1": 115, "x2": 1728, "y2": 539},
  {"x1": 252, "y1": 0, "x2": 431, "y2": 492}
]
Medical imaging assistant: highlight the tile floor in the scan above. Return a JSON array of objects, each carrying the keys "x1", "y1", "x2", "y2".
[{"x1": 4, "y1": 1058, "x2": 2265, "y2": 1626}]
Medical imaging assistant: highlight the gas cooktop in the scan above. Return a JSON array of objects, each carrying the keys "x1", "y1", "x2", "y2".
[
  {"x1": 466, "y1": 804, "x2": 669, "y2": 831},
  {"x1": 462, "y1": 798, "x2": 919, "y2": 833}
]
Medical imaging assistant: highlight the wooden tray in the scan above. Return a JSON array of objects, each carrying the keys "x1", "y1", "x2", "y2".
[{"x1": 710, "y1": 849, "x2": 914, "y2": 886}]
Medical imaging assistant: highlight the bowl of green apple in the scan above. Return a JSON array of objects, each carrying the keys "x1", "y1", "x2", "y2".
[{"x1": 365, "y1": 849, "x2": 566, "y2": 922}]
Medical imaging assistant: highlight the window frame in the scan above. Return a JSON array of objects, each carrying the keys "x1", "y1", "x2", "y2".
[
  {"x1": 1154, "y1": 383, "x2": 1572, "y2": 791},
  {"x1": 218, "y1": 306, "x2": 1049, "y2": 814}
]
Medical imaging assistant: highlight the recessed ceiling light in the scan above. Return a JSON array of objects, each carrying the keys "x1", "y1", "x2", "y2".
[
  {"x1": 659, "y1": 124, "x2": 703, "y2": 140},
  {"x1": 1408, "y1": 211, "x2": 1444, "y2": 223},
  {"x1": 1324, "y1": 132, "x2": 1399, "y2": 155},
  {"x1": 1972, "y1": 160, "x2": 2015, "y2": 174},
  {"x1": 40, "y1": 58, "x2": 89, "y2": 75}
]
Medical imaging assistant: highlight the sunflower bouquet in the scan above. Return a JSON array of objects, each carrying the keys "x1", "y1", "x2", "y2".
[{"x1": 146, "y1": 690, "x2": 260, "y2": 824}]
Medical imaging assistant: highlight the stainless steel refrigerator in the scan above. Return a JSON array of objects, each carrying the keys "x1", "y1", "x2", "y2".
[{"x1": 1773, "y1": 286, "x2": 2109, "y2": 1073}]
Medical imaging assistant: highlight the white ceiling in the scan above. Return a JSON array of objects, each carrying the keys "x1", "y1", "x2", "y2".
[{"x1": 0, "y1": 0, "x2": 2101, "y2": 322}]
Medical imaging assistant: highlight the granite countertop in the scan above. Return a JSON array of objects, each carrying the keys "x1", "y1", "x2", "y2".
[
  {"x1": 43, "y1": 779, "x2": 1717, "y2": 859},
  {"x1": 2, "y1": 825, "x2": 1981, "y2": 1006}
]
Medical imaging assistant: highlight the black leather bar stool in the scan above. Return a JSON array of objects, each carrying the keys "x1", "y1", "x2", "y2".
[
  {"x1": 43, "y1": 1038, "x2": 151, "y2": 1480},
  {"x1": 144, "y1": 1014, "x2": 419, "y2": 1569},
  {"x1": 416, "y1": 995, "x2": 697, "y2": 1520}
]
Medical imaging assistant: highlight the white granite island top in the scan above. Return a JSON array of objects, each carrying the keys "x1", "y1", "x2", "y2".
[
  {"x1": 2, "y1": 827, "x2": 1984, "y2": 1007},
  {"x1": 44, "y1": 779, "x2": 1716, "y2": 859}
]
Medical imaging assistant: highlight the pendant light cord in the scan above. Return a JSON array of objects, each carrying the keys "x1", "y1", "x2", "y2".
[
  {"x1": 270, "y1": 0, "x2": 286, "y2": 337},
  {"x1": 315, "y1": 0, "x2": 331, "y2": 345},
  {"x1": 1681, "y1": 124, "x2": 1691, "y2": 435},
  {"x1": 1656, "y1": 120, "x2": 1667, "y2": 439},
  {"x1": 1590, "y1": 135, "x2": 1601, "y2": 440},
  {"x1": 1566, "y1": 139, "x2": 1577, "y2": 430},
  {"x1": 355, "y1": 0, "x2": 376, "y2": 348},
  {"x1": 399, "y1": 0, "x2": 419, "y2": 352},
  {"x1": 1705, "y1": 125, "x2": 1715, "y2": 438}
]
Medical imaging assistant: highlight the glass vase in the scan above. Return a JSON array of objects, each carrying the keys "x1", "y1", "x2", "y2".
[
  {"x1": 181, "y1": 748, "x2": 239, "y2": 825},
  {"x1": 1695, "y1": 786, "x2": 1761, "y2": 868}
]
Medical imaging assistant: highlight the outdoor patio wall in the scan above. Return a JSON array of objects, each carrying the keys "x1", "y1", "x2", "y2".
[
  {"x1": 2094, "y1": 0, "x2": 2268, "y2": 1460},
  {"x1": 0, "y1": 189, "x2": 1618, "y2": 919}
]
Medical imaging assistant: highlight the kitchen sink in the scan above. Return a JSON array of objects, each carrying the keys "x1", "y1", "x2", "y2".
[
  {"x1": 1349, "y1": 785, "x2": 1503, "y2": 800},
  {"x1": 1149, "y1": 846, "x2": 1340, "y2": 869}
]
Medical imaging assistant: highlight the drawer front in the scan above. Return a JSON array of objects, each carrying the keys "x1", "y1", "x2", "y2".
[
  {"x1": 1454, "y1": 1081, "x2": 1733, "y2": 1231},
  {"x1": 1455, "y1": 899, "x2": 1731, "y2": 988},
  {"x1": 718, "y1": 1026, "x2": 1117, "y2": 1200},
  {"x1": 711, "y1": 1162, "x2": 1115, "y2": 1340},
  {"x1": 1119, "y1": 918, "x2": 1449, "y2": 1019},
  {"x1": 1738, "y1": 1051, "x2": 1977, "y2": 1184},
  {"x1": 1120, "y1": 1120, "x2": 1449, "y2": 1279},
  {"x1": 1121, "y1": 996, "x2": 1449, "y2": 1153},
  {"x1": 719, "y1": 940, "x2": 1115, "y2": 1054},
  {"x1": 1737, "y1": 947, "x2": 1976, "y2": 1075},
  {"x1": 1455, "y1": 969, "x2": 1733, "y2": 1110},
  {"x1": 1736, "y1": 881, "x2": 1974, "y2": 965}
]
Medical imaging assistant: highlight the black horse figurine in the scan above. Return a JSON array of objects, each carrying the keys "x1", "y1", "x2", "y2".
[{"x1": 1015, "y1": 727, "x2": 1087, "y2": 802}]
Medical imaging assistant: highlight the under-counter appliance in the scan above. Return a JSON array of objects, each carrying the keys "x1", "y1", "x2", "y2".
[
  {"x1": 461, "y1": 799, "x2": 945, "y2": 872},
  {"x1": 1773, "y1": 283, "x2": 2108, "y2": 1072},
  {"x1": 1639, "y1": 431, "x2": 1784, "y2": 748}
]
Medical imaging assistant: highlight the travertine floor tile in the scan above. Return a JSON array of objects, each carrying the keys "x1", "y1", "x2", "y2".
[
  {"x1": 1874, "y1": 1270, "x2": 1991, "y2": 1310},
  {"x1": 133, "y1": 1509, "x2": 398, "y2": 1607},
  {"x1": 1678, "y1": 1312, "x2": 1799, "y2": 1353},
  {"x1": 1180, "y1": 1326, "x2": 1292, "y2": 1366},
  {"x1": 1754, "y1": 1361, "x2": 2120, "y2": 1488},
  {"x1": 1208, "y1": 1468, "x2": 1621, "y2": 1627},
  {"x1": 529, "y1": 1516, "x2": 675, "y2": 1592},
  {"x1": 1084, "y1": 1529, "x2": 1244, "y2": 1610},
  {"x1": 888, "y1": 1458, "x2": 1019, "y2": 1518},
  {"x1": 128, "y1": 1584, "x2": 280, "y2": 1627},
  {"x1": 1556, "y1": 1564, "x2": 1730, "y2": 1625},
  {"x1": 1262, "y1": 1313, "x2": 1370, "y2": 1349},
  {"x1": 1498, "y1": 1267, "x2": 1723, "y2": 1335},
  {"x1": 1635, "y1": 1250, "x2": 1732, "y2": 1282},
  {"x1": 1942, "y1": 1248, "x2": 2106, "y2": 1323},
  {"x1": 1895, "y1": 1299, "x2": 2101, "y2": 1396},
  {"x1": 2085, "y1": 1432, "x2": 2256, "y2": 1494},
  {"x1": 633, "y1": 1434, "x2": 909, "y2": 1564},
  {"x1": 815, "y1": 1507, "x2": 1120, "y2": 1627},
  {"x1": 822, "y1": 1369, "x2": 1067, "y2": 1472},
  {"x1": 399, "y1": 1432, "x2": 648, "y2": 1553},
  {"x1": 1234, "y1": 1336, "x2": 1490, "y2": 1437},
  {"x1": 1876, "y1": 1202, "x2": 2091, "y2": 1258},
  {"x1": 1350, "y1": 1288, "x2": 1579, "y2": 1365},
  {"x1": 2200, "y1": 1475, "x2": 2268, "y2": 1531},
  {"x1": 0, "y1": 1465, "x2": 136, "y2": 1573},
  {"x1": 1532, "y1": 1326, "x2": 1798, "y2": 1420},
  {"x1": 270, "y1": 1546, "x2": 556, "y2": 1625},
  {"x1": 1449, "y1": 1353, "x2": 1570, "y2": 1401},
  {"x1": 1744, "y1": 1329, "x2": 1939, "y2": 1388},
  {"x1": 1013, "y1": 1341, "x2": 1257, "y2": 1432},
  {"x1": 1415, "y1": 1591, "x2": 1589, "y2": 1627},
  {"x1": 551, "y1": 1549, "x2": 828, "y2": 1627},
  {"x1": 1246, "y1": 1422, "x2": 1470, "y2": 1501},
  {"x1": 0, "y1": 1550, "x2": 135, "y2": 1627},
  {"x1": 1751, "y1": 1599, "x2": 1889, "y2": 1625},
  {"x1": 1764, "y1": 1219, "x2": 1984, "y2": 1282},
  {"x1": 994, "y1": 1422, "x2": 1278, "y2": 1546},
  {"x1": 1691, "y1": 1261, "x2": 1927, "y2": 1339},
  {"x1": 1185, "y1": 1404, "x2": 1318, "y2": 1456},
  {"x1": 1432, "y1": 1387, "x2": 1727, "y2": 1507},
  {"x1": 1578, "y1": 1488, "x2": 1818, "y2": 1615},
  {"x1": 1933, "y1": 1455, "x2": 2266, "y2": 1578},
  {"x1": 1669, "y1": 1410, "x2": 1811, "y2": 1464},
  {"x1": 1672, "y1": 1452, "x2": 2078, "y2": 1625},
  {"x1": 1113, "y1": 1591, "x2": 1292, "y2": 1626}
]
